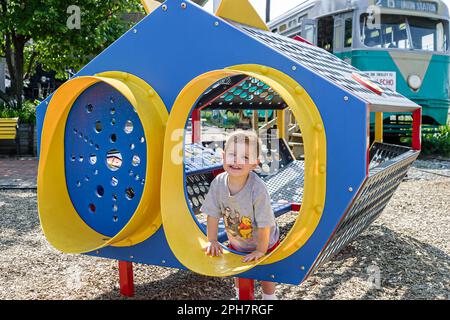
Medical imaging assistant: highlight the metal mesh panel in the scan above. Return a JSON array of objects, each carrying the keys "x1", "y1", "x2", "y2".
[
  {"x1": 369, "y1": 142, "x2": 411, "y2": 170},
  {"x1": 263, "y1": 160, "x2": 304, "y2": 204},
  {"x1": 308, "y1": 145, "x2": 420, "y2": 276},
  {"x1": 237, "y1": 24, "x2": 417, "y2": 109}
]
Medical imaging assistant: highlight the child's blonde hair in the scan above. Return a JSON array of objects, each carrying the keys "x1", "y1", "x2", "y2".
[{"x1": 224, "y1": 130, "x2": 262, "y2": 163}]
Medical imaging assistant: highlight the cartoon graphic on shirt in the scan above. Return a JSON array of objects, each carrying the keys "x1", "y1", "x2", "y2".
[
  {"x1": 221, "y1": 206, "x2": 239, "y2": 237},
  {"x1": 238, "y1": 216, "x2": 253, "y2": 239},
  {"x1": 223, "y1": 207, "x2": 233, "y2": 230}
]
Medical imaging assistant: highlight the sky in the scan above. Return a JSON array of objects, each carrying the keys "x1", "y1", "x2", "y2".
[{"x1": 204, "y1": 0, "x2": 450, "y2": 21}]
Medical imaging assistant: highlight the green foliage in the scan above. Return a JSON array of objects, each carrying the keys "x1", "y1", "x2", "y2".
[
  {"x1": 0, "y1": 0, "x2": 144, "y2": 108},
  {"x1": 421, "y1": 125, "x2": 450, "y2": 157},
  {"x1": 0, "y1": 100, "x2": 39, "y2": 124},
  {"x1": 30, "y1": 0, "x2": 143, "y2": 79}
]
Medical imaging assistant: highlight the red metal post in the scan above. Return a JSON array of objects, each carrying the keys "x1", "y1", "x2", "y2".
[
  {"x1": 412, "y1": 108, "x2": 422, "y2": 151},
  {"x1": 192, "y1": 109, "x2": 201, "y2": 144},
  {"x1": 118, "y1": 261, "x2": 135, "y2": 297},
  {"x1": 238, "y1": 278, "x2": 255, "y2": 300}
]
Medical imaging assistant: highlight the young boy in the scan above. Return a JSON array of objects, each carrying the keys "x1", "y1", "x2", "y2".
[{"x1": 201, "y1": 130, "x2": 280, "y2": 300}]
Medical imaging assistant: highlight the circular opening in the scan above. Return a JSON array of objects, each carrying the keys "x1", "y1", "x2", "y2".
[
  {"x1": 181, "y1": 73, "x2": 306, "y2": 253},
  {"x1": 124, "y1": 120, "x2": 134, "y2": 134},
  {"x1": 125, "y1": 188, "x2": 135, "y2": 200},
  {"x1": 111, "y1": 118, "x2": 116, "y2": 126},
  {"x1": 132, "y1": 155, "x2": 141, "y2": 167},
  {"x1": 86, "y1": 104, "x2": 94, "y2": 113},
  {"x1": 113, "y1": 204, "x2": 118, "y2": 212},
  {"x1": 96, "y1": 185, "x2": 104, "y2": 197},
  {"x1": 140, "y1": 137, "x2": 145, "y2": 143},
  {"x1": 130, "y1": 143, "x2": 135, "y2": 150},
  {"x1": 89, "y1": 154, "x2": 97, "y2": 165},
  {"x1": 111, "y1": 177, "x2": 119, "y2": 187},
  {"x1": 110, "y1": 134, "x2": 117, "y2": 143},
  {"x1": 112, "y1": 194, "x2": 118, "y2": 201},
  {"x1": 110, "y1": 107, "x2": 116, "y2": 115},
  {"x1": 95, "y1": 121, "x2": 103, "y2": 133},
  {"x1": 106, "y1": 149, "x2": 122, "y2": 171},
  {"x1": 113, "y1": 216, "x2": 119, "y2": 222},
  {"x1": 78, "y1": 155, "x2": 84, "y2": 162},
  {"x1": 89, "y1": 204, "x2": 96, "y2": 214}
]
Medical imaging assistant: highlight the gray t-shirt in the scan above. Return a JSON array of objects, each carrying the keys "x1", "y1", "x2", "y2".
[{"x1": 201, "y1": 172, "x2": 280, "y2": 252}]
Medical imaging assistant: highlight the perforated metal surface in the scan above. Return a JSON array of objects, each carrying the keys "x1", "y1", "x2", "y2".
[
  {"x1": 185, "y1": 138, "x2": 294, "y2": 177},
  {"x1": 369, "y1": 142, "x2": 411, "y2": 170},
  {"x1": 65, "y1": 82, "x2": 146, "y2": 237},
  {"x1": 237, "y1": 24, "x2": 418, "y2": 110},
  {"x1": 263, "y1": 160, "x2": 304, "y2": 204},
  {"x1": 201, "y1": 76, "x2": 287, "y2": 110},
  {"x1": 186, "y1": 172, "x2": 215, "y2": 215},
  {"x1": 308, "y1": 145, "x2": 420, "y2": 275},
  {"x1": 185, "y1": 143, "x2": 223, "y2": 175}
]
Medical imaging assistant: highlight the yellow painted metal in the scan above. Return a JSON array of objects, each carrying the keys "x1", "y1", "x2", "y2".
[
  {"x1": 375, "y1": 112, "x2": 383, "y2": 143},
  {"x1": 38, "y1": 72, "x2": 168, "y2": 254},
  {"x1": 276, "y1": 110, "x2": 286, "y2": 139},
  {"x1": 161, "y1": 65, "x2": 327, "y2": 277},
  {"x1": 216, "y1": 0, "x2": 269, "y2": 31},
  {"x1": 140, "y1": 0, "x2": 161, "y2": 14}
]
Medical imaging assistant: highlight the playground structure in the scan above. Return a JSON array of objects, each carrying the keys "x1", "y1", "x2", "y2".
[{"x1": 36, "y1": 0, "x2": 422, "y2": 299}]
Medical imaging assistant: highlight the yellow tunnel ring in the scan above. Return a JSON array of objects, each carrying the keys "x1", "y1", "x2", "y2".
[
  {"x1": 38, "y1": 72, "x2": 168, "y2": 254},
  {"x1": 160, "y1": 65, "x2": 327, "y2": 277}
]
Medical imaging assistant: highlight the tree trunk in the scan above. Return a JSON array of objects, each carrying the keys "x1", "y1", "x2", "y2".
[{"x1": 12, "y1": 36, "x2": 25, "y2": 110}]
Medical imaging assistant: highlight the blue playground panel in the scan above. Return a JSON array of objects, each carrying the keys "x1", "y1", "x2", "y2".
[
  {"x1": 37, "y1": 0, "x2": 374, "y2": 285},
  {"x1": 65, "y1": 82, "x2": 147, "y2": 237}
]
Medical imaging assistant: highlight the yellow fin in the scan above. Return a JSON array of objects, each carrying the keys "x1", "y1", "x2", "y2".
[
  {"x1": 216, "y1": 0, "x2": 269, "y2": 31},
  {"x1": 140, "y1": 0, "x2": 161, "y2": 14}
]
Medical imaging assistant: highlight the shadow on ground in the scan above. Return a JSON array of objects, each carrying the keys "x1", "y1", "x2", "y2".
[{"x1": 93, "y1": 225, "x2": 449, "y2": 300}]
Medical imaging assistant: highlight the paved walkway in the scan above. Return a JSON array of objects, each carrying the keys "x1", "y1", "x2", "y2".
[{"x1": 0, "y1": 157, "x2": 38, "y2": 188}]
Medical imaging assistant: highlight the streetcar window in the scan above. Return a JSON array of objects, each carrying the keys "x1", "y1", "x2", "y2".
[
  {"x1": 318, "y1": 16, "x2": 334, "y2": 52},
  {"x1": 360, "y1": 14, "x2": 448, "y2": 52},
  {"x1": 345, "y1": 18, "x2": 353, "y2": 48},
  {"x1": 408, "y1": 17, "x2": 448, "y2": 52},
  {"x1": 360, "y1": 14, "x2": 410, "y2": 49}
]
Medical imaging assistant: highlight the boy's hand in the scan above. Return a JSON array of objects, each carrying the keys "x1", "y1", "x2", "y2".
[
  {"x1": 204, "y1": 240, "x2": 223, "y2": 257},
  {"x1": 242, "y1": 250, "x2": 265, "y2": 263}
]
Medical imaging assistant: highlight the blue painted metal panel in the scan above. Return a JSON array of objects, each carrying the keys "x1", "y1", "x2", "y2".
[
  {"x1": 64, "y1": 82, "x2": 147, "y2": 237},
  {"x1": 37, "y1": 0, "x2": 369, "y2": 285}
]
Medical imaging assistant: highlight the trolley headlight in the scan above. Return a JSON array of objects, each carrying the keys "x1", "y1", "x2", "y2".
[{"x1": 407, "y1": 75, "x2": 422, "y2": 91}]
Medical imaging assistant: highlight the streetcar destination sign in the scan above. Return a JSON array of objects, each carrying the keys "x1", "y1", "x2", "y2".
[{"x1": 377, "y1": 0, "x2": 438, "y2": 13}]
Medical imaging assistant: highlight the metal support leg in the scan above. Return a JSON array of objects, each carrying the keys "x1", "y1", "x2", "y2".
[
  {"x1": 412, "y1": 108, "x2": 422, "y2": 151},
  {"x1": 118, "y1": 261, "x2": 135, "y2": 297},
  {"x1": 238, "y1": 278, "x2": 255, "y2": 300}
]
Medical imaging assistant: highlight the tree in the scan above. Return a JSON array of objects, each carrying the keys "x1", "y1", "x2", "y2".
[{"x1": 0, "y1": 0, "x2": 142, "y2": 109}]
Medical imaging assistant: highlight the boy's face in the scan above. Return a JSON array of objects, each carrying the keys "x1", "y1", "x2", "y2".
[{"x1": 223, "y1": 141, "x2": 259, "y2": 178}]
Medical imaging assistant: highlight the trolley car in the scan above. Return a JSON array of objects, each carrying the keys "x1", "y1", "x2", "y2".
[{"x1": 269, "y1": 0, "x2": 450, "y2": 135}]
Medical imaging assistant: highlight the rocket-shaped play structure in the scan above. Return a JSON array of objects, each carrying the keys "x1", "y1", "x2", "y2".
[{"x1": 36, "y1": 0, "x2": 422, "y2": 296}]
